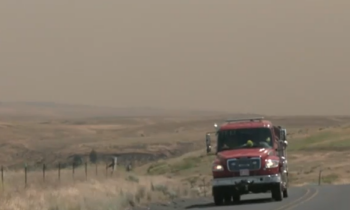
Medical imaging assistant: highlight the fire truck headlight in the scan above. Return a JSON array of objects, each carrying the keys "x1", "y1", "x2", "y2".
[
  {"x1": 265, "y1": 159, "x2": 279, "y2": 168},
  {"x1": 212, "y1": 163, "x2": 224, "y2": 171}
]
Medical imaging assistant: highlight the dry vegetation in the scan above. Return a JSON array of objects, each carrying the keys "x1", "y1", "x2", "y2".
[
  {"x1": 0, "y1": 116, "x2": 219, "y2": 168},
  {"x1": 0, "y1": 167, "x2": 190, "y2": 210},
  {"x1": 0, "y1": 113, "x2": 350, "y2": 209}
]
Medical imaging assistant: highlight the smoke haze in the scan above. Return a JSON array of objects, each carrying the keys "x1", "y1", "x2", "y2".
[{"x1": 1, "y1": 0, "x2": 349, "y2": 115}]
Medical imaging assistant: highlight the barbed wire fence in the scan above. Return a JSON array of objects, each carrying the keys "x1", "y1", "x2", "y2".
[
  {"x1": 0, "y1": 155, "x2": 135, "y2": 190},
  {"x1": 0, "y1": 149, "x2": 333, "y2": 197}
]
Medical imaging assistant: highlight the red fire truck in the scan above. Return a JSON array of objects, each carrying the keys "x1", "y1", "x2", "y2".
[{"x1": 206, "y1": 117, "x2": 289, "y2": 205}]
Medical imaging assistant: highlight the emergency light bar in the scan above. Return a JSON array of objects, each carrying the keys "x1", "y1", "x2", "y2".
[{"x1": 225, "y1": 117, "x2": 264, "y2": 123}]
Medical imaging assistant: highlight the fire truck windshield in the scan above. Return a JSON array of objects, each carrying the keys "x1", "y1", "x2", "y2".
[{"x1": 217, "y1": 128, "x2": 273, "y2": 152}]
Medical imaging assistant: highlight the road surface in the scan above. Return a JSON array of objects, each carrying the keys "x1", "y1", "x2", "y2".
[{"x1": 135, "y1": 184, "x2": 350, "y2": 210}]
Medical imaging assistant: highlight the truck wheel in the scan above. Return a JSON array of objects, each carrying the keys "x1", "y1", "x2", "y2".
[
  {"x1": 213, "y1": 193, "x2": 224, "y2": 206},
  {"x1": 232, "y1": 194, "x2": 241, "y2": 203},
  {"x1": 271, "y1": 184, "x2": 283, "y2": 201},
  {"x1": 283, "y1": 188, "x2": 288, "y2": 198},
  {"x1": 224, "y1": 195, "x2": 231, "y2": 204}
]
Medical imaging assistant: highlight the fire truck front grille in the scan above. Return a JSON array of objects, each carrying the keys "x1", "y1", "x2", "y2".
[{"x1": 227, "y1": 157, "x2": 261, "y2": 171}]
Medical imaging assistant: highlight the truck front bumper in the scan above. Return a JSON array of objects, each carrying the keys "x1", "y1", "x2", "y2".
[
  {"x1": 212, "y1": 174, "x2": 281, "y2": 186},
  {"x1": 212, "y1": 174, "x2": 282, "y2": 195}
]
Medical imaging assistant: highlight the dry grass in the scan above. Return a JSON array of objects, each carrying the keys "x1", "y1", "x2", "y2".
[
  {"x1": 1, "y1": 115, "x2": 350, "y2": 169},
  {"x1": 1, "y1": 115, "x2": 350, "y2": 209},
  {"x1": 0, "y1": 116, "x2": 219, "y2": 168},
  {"x1": 140, "y1": 123, "x2": 350, "y2": 187},
  {"x1": 0, "y1": 164, "x2": 200, "y2": 210}
]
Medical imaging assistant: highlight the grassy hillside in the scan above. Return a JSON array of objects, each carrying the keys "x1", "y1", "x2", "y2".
[
  {"x1": 0, "y1": 115, "x2": 350, "y2": 209},
  {"x1": 140, "y1": 125, "x2": 350, "y2": 187}
]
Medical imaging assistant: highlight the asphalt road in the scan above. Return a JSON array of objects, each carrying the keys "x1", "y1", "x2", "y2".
[{"x1": 135, "y1": 184, "x2": 350, "y2": 210}]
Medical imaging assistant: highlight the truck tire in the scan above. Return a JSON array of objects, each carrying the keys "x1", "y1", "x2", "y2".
[
  {"x1": 224, "y1": 195, "x2": 231, "y2": 204},
  {"x1": 214, "y1": 194, "x2": 224, "y2": 206},
  {"x1": 271, "y1": 184, "x2": 283, "y2": 201},
  {"x1": 232, "y1": 194, "x2": 241, "y2": 203},
  {"x1": 283, "y1": 173, "x2": 289, "y2": 198},
  {"x1": 283, "y1": 188, "x2": 288, "y2": 198}
]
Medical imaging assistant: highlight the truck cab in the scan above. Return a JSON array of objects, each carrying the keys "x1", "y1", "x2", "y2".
[{"x1": 207, "y1": 117, "x2": 288, "y2": 205}]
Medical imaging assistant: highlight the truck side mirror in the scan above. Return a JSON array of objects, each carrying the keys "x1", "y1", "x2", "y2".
[
  {"x1": 206, "y1": 133, "x2": 211, "y2": 144},
  {"x1": 280, "y1": 129, "x2": 287, "y2": 140},
  {"x1": 279, "y1": 140, "x2": 288, "y2": 149},
  {"x1": 206, "y1": 134, "x2": 211, "y2": 153}
]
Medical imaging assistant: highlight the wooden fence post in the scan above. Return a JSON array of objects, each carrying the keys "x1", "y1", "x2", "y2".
[
  {"x1": 58, "y1": 162, "x2": 61, "y2": 183},
  {"x1": 105, "y1": 162, "x2": 108, "y2": 178},
  {"x1": 95, "y1": 163, "x2": 98, "y2": 176},
  {"x1": 72, "y1": 163, "x2": 75, "y2": 181},
  {"x1": 1, "y1": 166, "x2": 3, "y2": 190},
  {"x1": 318, "y1": 169, "x2": 323, "y2": 185},
  {"x1": 85, "y1": 162, "x2": 88, "y2": 180},
  {"x1": 43, "y1": 164, "x2": 46, "y2": 182},
  {"x1": 113, "y1": 157, "x2": 117, "y2": 171},
  {"x1": 24, "y1": 164, "x2": 27, "y2": 188}
]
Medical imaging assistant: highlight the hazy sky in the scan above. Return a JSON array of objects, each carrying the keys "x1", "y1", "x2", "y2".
[{"x1": 1, "y1": 0, "x2": 350, "y2": 115}]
